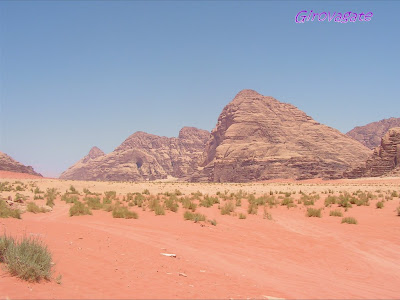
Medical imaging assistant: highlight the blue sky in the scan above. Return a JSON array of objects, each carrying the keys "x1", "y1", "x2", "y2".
[{"x1": 1, "y1": 1, "x2": 399, "y2": 177}]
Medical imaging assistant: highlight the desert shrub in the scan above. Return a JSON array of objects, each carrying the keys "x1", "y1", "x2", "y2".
[
  {"x1": 300, "y1": 193, "x2": 320, "y2": 206},
  {"x1": 164, "y1": 197, "x2": 179, "y2": 212},
  {"x1": 376, "y1": 201, "x2": 384, "y2": 209},
  {"x1": 126, "y1": 193, "x2": 135, "y2": 202},
  {"x1": 134, "y1": 193, "x2": 145, "y2": 207},
  {"x1": 208, "y1": 219, "x2": 217, "y2": 226},
  {"x1": 1, "y1": 234, "x2": 52, "y2": 282},
  {"x1": 397, "y1": 206, "x2": 400, "y2": 216},
  {"x1": 61, "y1": 193, "x2": 79, "y2": 204},
  {"x1": 341, "y1": 217, "x2": 358, "y2": 224},
  {"x1": 306, "y1": 208, "x2": 322, "y2": 218},
  {"x1": 68, "y1": 185, "x2": 79, "y2": 195},
  {"x1": 142, "y1": 189, "x2": 150, "y2": 195},
  {"x1": 0, "y1": 199, "x2": 21, "y2": 219},
  {"x1": 324, "y1": 195, "x2": 337, "y2": 207},
  {"x1": 236, "y1": 198, "x2": 242, "y2": 206},
  {"x1": 154, "y1": 205, "x2": 165, "y2": 215},
  {"x1": 44, "y1": 188, "x2": 58, "y2": 208},
  {"x1": 247, "y1": 202, "x2": 258, "y2": 215},
  {"x1": 391, "y1": 191, "x2": 399, "y2": 198},
  {"x1": 263, "y1": 207, "x2": 272, "y2": 220},
  {"x1": 104, "y1": 191, "x2": 117, "y2": 201},
  {"x1": 174, "y1": 189, "x2": 182, "y2": 196},
  {"x1": 0, "y1": 182, "x2": 13, "y2": 192},
  {"x1": 183, "y1": 211, "x2": 206, "y2": 222},
  {"x1": 181, "y1": 197, "x2": 197, "y2": 212},
  {"x1": 15, "y1": 193, "x2": 26, "y2": 202},
  {"x1": 329, "y1": 209, "x2": 343, "y2": 217},
  {"x1": 26, "y1": 202, "x2": 48, "y2": 214},
  {"x1": 238, "y1": 213, "x2": 247, "y2": 219},
  {"x1": 85, "y1": 197, "x2": 102, "y2": 210},
  {"x1": 200, "y1": 195, "x2": 219, "y2": 207},
  {"x1": 15, "y1": 185, "x2": 25, "y2": 191},
  {"x1": 280, "y1": 197, "x2": 295, "y2": 208},
  {"x1": 69, "y1": 202, "x2": 92, "y2": 217},
  {"x1": 220, "y1": 201, "x2": 235, "y2": 215},
  {"x1": 338, "y1": 193, "x2": 353, "y2": 208},
  {"x1": 191, "y1": 191, "x2": 203, "y2": 200},
  {"x1": 112, "y1": 205, "x2": 138, "y2": 219},
  {"x1": 102, "y1": 204, "x2": 114, "y2": 212},
  {"x1": 33, "y1": 194, "x2": 44, "y2": 200}
]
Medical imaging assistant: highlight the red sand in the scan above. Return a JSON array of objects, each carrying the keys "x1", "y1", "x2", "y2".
[
  {"x1": 0, "y1": 171, "x2": 45, "y2": 180},
  {"x1": 1, "y1": 194, "x2": 400, "y2": 299}
]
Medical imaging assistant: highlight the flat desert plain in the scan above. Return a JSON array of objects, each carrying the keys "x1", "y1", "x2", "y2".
[{"x1": 1, "y1": 171, "x2": 400, "y2": 299}]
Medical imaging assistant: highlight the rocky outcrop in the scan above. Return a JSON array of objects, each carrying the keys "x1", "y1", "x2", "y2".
[
  {"x1": 59, "y1": 127, "x2": 210, "y2": 181},
  {"x1": 346, "y1": 117, "x2": 400, "y2": 149},
  {"x1": 345, "y1": 127, "x2": 400, "y2": 178},
  {"x1": 0, "y1": 152, "x2": 42, "y2": 177},
  {"x1": 191, "y1": 89, "x2": 372, "y2": 182}
]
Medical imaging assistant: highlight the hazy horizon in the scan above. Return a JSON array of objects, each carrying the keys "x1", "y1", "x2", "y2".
[{"x1": 1, "y1": 1, "x2": 399, "y2": 177}]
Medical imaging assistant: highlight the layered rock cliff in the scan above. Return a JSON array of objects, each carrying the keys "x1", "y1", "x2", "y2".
[
  {"x1": 345, "y1": 127, "x2": 400, "y2": 178},
  {"x1": 346, "y1": 117, "x2": 400, "y2": 149},
  {"x1": 59, "y1": 127, "x2": 210, "y2": 181},
  {"x1": 0, "y1": 152, "x2": 42, "y2": 177},
  {"x1": 191, "y1": 89, "x2": 372, "y2": 182}
]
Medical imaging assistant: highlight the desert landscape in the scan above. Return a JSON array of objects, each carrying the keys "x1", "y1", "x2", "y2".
[{"x1": 1, "y1": 170, "x2": 400, "y2": 299}]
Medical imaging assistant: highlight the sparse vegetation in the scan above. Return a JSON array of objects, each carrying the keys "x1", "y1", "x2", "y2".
[
  {"x1": 239, "y1": 213, "x2": 247, "y2": 219},
  {"x1": 69, "y1": 202, "x2": 92, "y2": 217},
  {"x1": 85, "y1": 196, "x2": 103, "y2": 210},
  {"x1": 329, "y1": 209, "x2": 343, "y2": 217},
  {"x1": 306, "y1": 207, "x2": 322, "y2": 218},
  {"x1": 27, "y1": 202, "x2": 49, "y2": 214},
  {"x1": 183, "y1": 211, "x2": 206, "y2": 222},
  {"x1": 220, "y1": 201, "x2": 235, "y2": 215},
  {"x1": 0, "y1": 234, "x2": 53, "y2": 282},
  {"x1": 341, "y1": 217, "x2": 358, "y2": 224},
  {"x1": 112, "y1": 205, "x2": 138, "y2": 219},
  {"x1": 44, "y1": 188, "x2": 58, "y2": 208},
  {"x1": 376, "y1": 201, "x2": 384, "y2": 209},
  {"x1": 0, "y1": 199, "x2": 21, "y2": 219}
]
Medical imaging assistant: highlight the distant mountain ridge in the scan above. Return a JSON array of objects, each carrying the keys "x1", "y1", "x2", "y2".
[
  {"x1": 346, "y1": 117, "x2": 400, "y2": 149},
  {"x1": 0, "y1": 151, "x2": 42, "y2": 177}
]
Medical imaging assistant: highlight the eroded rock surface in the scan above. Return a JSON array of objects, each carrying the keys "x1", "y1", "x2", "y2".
[{"x1": 0, "y1": 152, "x2": 42, "y2": 177}]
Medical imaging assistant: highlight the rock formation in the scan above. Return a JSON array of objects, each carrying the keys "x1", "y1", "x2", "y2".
[
  {"x1": 346, "y1": 117, "x2": 400, "y2": 149},
  {"x1": 191, "y1": 89, "x2": 372, "y2": 182},
  {"x1": 0, "y1": 152, "x2": 42, "y2": 177},
  {"x1": 59, "y1": 127, "x2": 210, "y2": 181},
  {"x1": 345, "y1": 127, "x2": 400, "y2": 178}
]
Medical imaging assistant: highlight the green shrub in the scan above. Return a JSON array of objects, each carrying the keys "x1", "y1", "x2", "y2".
[
  {"x1": 281, "y1": 197, "x2": 295, "y2": 208},
  {"x1": 391, "y1": 191, "x2": 399, "y2": 198},
  {"x1": 61, "y1": 193, "x2": 79, "y2": 204},
  {"x1": 154, "y1": 205, "x2": 165, "y2": 216},
  {"x1": 85, "y1": 197, "x2": 102, "y2": 210},
  {"x1": 33, "y1": 194, "x2": 44, "y2": 200},
  {"x1": 341, "y1": 217, "x2": 358, "y2": 224},
  {"x1": 1, "y1": 235, "x2": 52, "y2": 282},
  {"x1": 183, "y1": 211, "x2": 205, "y2": 222},
  {"x1": 247, "y1": 202, "x2": 258, "y2": 215},
  {"x1": 44, "y1": 188, "x2": 58, "y2": 208},
  {"x1": 0, "y1": 182, "x2": 13, "y2": 192},
  {"x1": 164, "y1": 197, "x2": 179, "y2": 212},
  {"x1": 306, "y1": 208, "x2": 322, "y2": 218},
  {"x1": 68, "y1": 185, "x2": 79, "y2": 195},
  {"x1": 102, "y1": 204, "x2": 114, "y2": 212},
  {"x1": 376, "y1": 201, "x2": 384, "y2": 209},
  {"x1": 69, "y1": 202, "x2": 92, "y2": 217},
  {"x1": 200, "y1": 195, "x2": 219, "y2": 207},
  {"x1": 26, "y1": 202, "x2": 48, "y2": 214},
  {"x1": 0, "y1": 199, "x2": 21, "y2": 219},
  {"x1": 142, "y1": 189, "x2": 150, "y2": 195},
  {"x1": 238, "y1": 213, "x2": 246, "y2": 219},
  {"x1": 324, "y1": 195, "x2": 337, "y2": 207},
  {"x1": 33, "y1": 186, "x2": 43, "y2": 194},
  {"x1": 220, "y1": 201, "x2": 235, "y2": 215},
  {"x1": 112, "y1": 205, "x2": 138, "y2": 219},
  {"x1": 15, "y1": 193, "x2": 26, "y2": 202},
  {"x1": 181, "y1": 197, "x2": 197, "y2": 212},
  {"x1": 329, "y1": 209, "x2": 343, "y2": 217},
  {"x1": 338, "y1": 193, "x2": 353, "y2": 208},
  {"x1": 104, "y1": 191, "x2": 117, "y2": 201}
]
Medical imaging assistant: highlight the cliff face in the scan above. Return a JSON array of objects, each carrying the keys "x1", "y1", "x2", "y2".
[
  {"x1": 0, "y1": 152, "x2": 42, "y2": 177},
  {"x1": 345, "y1": 127, "x2": 400, "y2": 178},
  {"x1": 59, "y1": 127, "x2": 210, "y2": 181},
  {"x1": 191, "y1": 89, "x2": 372, "y2": 182},
  {"x1": 347, "y1": 117, "x2": 400, "y2": 149}
]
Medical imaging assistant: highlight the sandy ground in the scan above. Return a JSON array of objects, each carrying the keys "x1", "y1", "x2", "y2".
[{"x1": 0, "y1": 173, "x2": 400, "y2": 299}]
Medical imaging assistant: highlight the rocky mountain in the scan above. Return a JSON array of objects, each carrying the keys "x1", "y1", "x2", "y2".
[
  {"x1": 59, "y1": 127, "x2": 210, "y2": 181},
  {"x1": 0, "y1": 151, "x2": 42, "y2": 177},
  {"x1": 346, "y1": 117, "x2": 400, "y2": 149},
  {"x1": 345, "y1": 127, "x2": 400, "y2": 178},
  {"x1": 190, "y1": 89, "x2": 372, "y2": 182}
]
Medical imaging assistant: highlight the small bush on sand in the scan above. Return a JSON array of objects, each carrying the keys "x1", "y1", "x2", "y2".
[
  {"x1": 164, "y1": 197, "x2": 179, "y2": 212},
  {"x1": 26, "y1": 202, "x2": 49, "y2": 214},
  {"x1": 280, "y1": 197, "x2": 295, "y2": 208},
  {"x1": 69, "y1": 202, "x2": 92, "y2": 217},
  {"x1": 142, "y1": 189, "x2": 150, "y2": 195},
  {"x1": 324, "y1": 195, "x2": 337, "y2": 207},
  {"x1": 247, "y1": 202, "x2": 258, "y2": 215},
  {"x1": 220, "y1": 201, "x2": 235, "y2": 215},
  {"x1": 306, "y1": 208, "x2": 322, "y2": 218},
  {"x1": 112, "y1": 205, "x2": 138, "y2": 219},
  {"x1": 0, "y1": 234, "x2": 52, "y2": 282},
  {"x1": 0, "y1": 199, "x2": 21, "y2": 219},
  {"x1": 329, "y1": 209, "x2": 343, "y2": 217},
  {"x1": 341, "y1": 217, "x2": 358, "y2": 224},
  {"x1": 200, "y1": 195, "x2": 219, "y2": 207},
  {"x1": 238, "y1": 213, "x2": 246, "y2": 219},
  {"x1": 181, "y1": 197, "x2": 197, "y2": 212},
  {"x1": 104, "y1": 191, "x2": 117, "y2": 201},
  {"x1": 61, "y1": 193, "x2": 79, "y2": 204},
  {"x1": 68, "y1": 185, "x2": 79, "y2": 195},
  {"x1": 183, "y1": 211, "x2": 206, "y2": 222},
  {"x1": 85, "y1": 196, "x2": 103, "y2": 210},
  {"x1": 376, "y1": 201, "x2": 384, "y2": 209}
]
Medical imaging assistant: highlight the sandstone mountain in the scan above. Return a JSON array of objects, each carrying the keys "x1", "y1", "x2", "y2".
[
  {"x1": 59, "y1": 127, "x2": 210, "y2": 181},
  {"x1": 346, "y1": 117, "x2": 400, "y2": 149},
  {"x1": 190, "y1": 89, "x2": 372, "y2": 182},
  {"x1": 0, "y1": 151, "x2": 42, "y2": 177},
  {"x1": 345, "y1": 127, "x2": 400, "y2": 178}
]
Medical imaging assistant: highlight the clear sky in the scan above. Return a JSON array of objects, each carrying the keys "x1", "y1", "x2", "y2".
[{"x1": 1, "y1": 1, "x2": 399, "y2": 177}]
